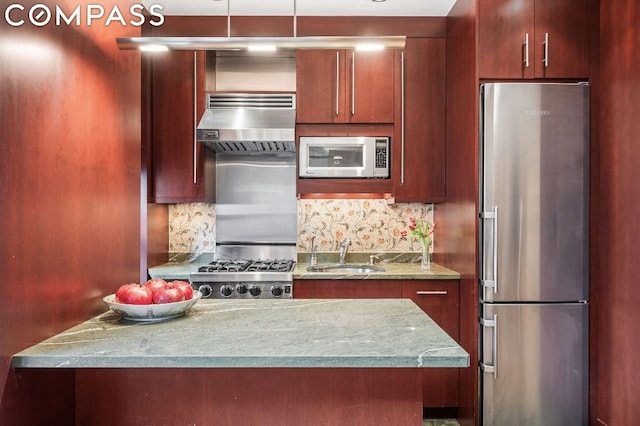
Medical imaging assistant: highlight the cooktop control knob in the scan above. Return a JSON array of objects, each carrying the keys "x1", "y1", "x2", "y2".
[
  {"x1": 220, "y1": 284, "x2": 233, "y2": 297},
  {"x1": 249, "y1": 285, "x2": 262, "y2": 297},
  {"x1": 271, "y1": 285, "x2": 283, "y2": 297},
  {"x1": 198, "y1": 284, "x2": 213, "y2": 299},
  {"x1": 236, "y1": 283, "x2": 248, "y2": 295}
]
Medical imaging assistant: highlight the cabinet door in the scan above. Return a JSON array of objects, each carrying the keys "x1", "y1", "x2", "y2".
[
  {"x1": 296, "y1": 50, "x2": 395, "y2": 124},
  {"x1": 533, "y1": 0, "x2": 589, "y2": 79},
  {"x1": 296, "y1": 50, "x2": 346, "y2": 124},
  {"x1": 151, "y1": 51, "x2": 213, "y2": 203},
  {"x1": 393, "y1": 38, "x2": 446, "y2": 202},
  {"x1": 350, "y1": 50, "x2": 395, "y2": 123},
  {"x1": 293, "y1": 279, "x2": 402, "y2": 298},
  {"x1": 479, "y1": 0, "x2": 589, "y2": 79},
  {"x1": 478, "y1": 0, "x2": 535, "y2": 79},
  {"x1": 402, "y1": 280, "x2": 460, "y2": 408}
]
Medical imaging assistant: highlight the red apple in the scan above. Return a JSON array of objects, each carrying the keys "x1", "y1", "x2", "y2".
[
  {"x1": 152, "y1": 285, "x2": 185, "y2": 304},
  {"x1": 170, "y1": 280, "x2": 194, "y2": 300},
  {"x1": 144, "y1": 277, "x2": 167, "y2": 295},
  {"x1": 115, "y1": 283, "x2": 153, "y2": 305}
]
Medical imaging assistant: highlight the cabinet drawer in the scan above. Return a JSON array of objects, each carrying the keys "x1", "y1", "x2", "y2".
[
  {"x1": 402, "y1": 280, "x2": 459, "y2": 338},
  {"x1": 402, "y1": 280, "x2": 460, "y2": 408},
  {"x1": 293, "y1": 279, "x2": 401, "y2": 299}
]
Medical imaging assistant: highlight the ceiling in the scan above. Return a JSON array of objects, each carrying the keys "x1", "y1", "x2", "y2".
[{"x1": 142, "y1": 0, "x2": 457, "y2": 17}]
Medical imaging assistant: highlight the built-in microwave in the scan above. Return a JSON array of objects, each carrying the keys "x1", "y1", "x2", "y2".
[{"x1": 298, "y1": 136, "x2": 390, "y2": 178}]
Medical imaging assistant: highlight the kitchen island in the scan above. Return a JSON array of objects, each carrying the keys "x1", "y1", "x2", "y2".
[{"x1": 12, "y1": 299, "x2": 468, "y2": 425}]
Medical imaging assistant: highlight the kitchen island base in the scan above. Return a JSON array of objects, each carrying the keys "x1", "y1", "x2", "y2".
[
  {"x1": 13, "y1": 299, "x2": 468, "y2": 425},
  {"x1": 76, "y1": 368, "x2": 422, "y2": 426}
]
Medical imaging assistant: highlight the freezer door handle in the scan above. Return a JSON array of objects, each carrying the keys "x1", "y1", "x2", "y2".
[
  {"x1": 480, "y1": 206, "x2": 498, "y2": 295},
  {"x1": 480, "y1": 314, "x2": 498, "y2": 378}
]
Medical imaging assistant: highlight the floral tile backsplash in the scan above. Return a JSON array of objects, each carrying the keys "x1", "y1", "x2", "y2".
[
  {"x1": 168, "y1": 203, "x2": 216, "y2": 254},
  {"x1": 168, "y1": 201, "x2": 434, "y2": 255},
  {"x1": 298, "y1": 200, "x2": 434, "y2": 253}
]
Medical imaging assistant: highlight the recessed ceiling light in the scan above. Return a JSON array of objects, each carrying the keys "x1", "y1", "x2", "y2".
[{"x1": 372, "y1": 0, "x2": 387, "y2": 2}]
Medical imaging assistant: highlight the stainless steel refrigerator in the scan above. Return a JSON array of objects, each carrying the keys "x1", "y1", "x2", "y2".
[{"x1": 479, "y1": 83, "x2": 589, "y2": 426}]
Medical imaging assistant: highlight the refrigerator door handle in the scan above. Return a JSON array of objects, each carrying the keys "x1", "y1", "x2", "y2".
[
  {"x1": 480, "y1": 206, "x2": 498, "y2": 294},
  {"x1": 480, "y1": 314, "x2": 498, "y2": 378}
]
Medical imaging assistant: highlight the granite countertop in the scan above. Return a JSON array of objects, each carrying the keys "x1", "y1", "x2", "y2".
[
  {"x1": 148, "y1": 253, "x2": 214, "y2": 280},
  {"x1": 293, "y1": 261, "x2": 460, "y2": 280},
  {"x1": 12, "y1": 299, "x2": 469, "y2": 369},
  {"x1": 148, "y1": 253, "x2": 460, "y2": 281}
]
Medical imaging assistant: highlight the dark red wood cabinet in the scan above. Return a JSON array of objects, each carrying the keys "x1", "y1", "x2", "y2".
[
  {"x1": 296, "y1": 49, "x2": 395, "y2": 124},
  {"x1": 393, "y1": 38, "x2": 446, "y2": 203},
  {"x1": 296, "y1": 40, "x2": 446, "y2": 202},
  {"x1": 149, "y1": 50, "x2": 214, "y2": 203},
  {"x1": 294, "y1": 278, "x2": 460, "y2": 409},
  {"x1": 402, "y1": 280, "x2": 460, "y2": 408},
  {"x1": 478, "y1": 0, "x2": 589, "y2": 79},
  {"x1": 293, "y1": 279, "x2": 402, "y2": 299}
]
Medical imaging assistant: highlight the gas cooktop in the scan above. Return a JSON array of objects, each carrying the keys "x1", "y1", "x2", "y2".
[
  {"x1": 196, "y1": 259, "x2": 295, "y2": 273},
  {"x1": 190, "y1": 257, "x2": 295, "y2": 299}
]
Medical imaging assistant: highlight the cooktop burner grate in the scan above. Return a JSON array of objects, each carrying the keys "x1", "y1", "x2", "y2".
[{"x1": 197, "y1": 259, "x2": 295, "y2": 273}]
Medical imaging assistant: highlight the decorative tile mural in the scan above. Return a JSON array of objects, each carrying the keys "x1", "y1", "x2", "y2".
[
  {"x1": 168, "y1": 203, "x2": 216, "y2": 253},
  {"x1": 168, "y1": 201, "x2": 434, "y2": 255},
  {"x1": 297, "y1": 200, "x2": 434, "y2": 253}
]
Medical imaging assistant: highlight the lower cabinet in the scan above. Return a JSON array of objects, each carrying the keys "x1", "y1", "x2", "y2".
[
  {"x1": 293, "y1": 279, "x2": 401, "y2": 298},
  {"x1": 402, "y1": 280, "x2": 460, "y2": 409},
  {"x1": 293, "y1": 278, "x2": 460, "y2": 409}
]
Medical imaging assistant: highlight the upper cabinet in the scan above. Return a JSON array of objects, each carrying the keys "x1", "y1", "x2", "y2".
[
  {"x1": 478, "y1": 0, "x2": 589, "y2": 79},
  {"x1": 149, "y1": 51, "x2": 214, "y2": 203},
  {"x1": 147, "y1": 16, "x2": 295, "y2": 203},
  {"x1": 393, "y1": 38, "x2": 446, "y2": 203},
  {"x1": 296, "y1": 49, "x2": 395, "y2": 124}
]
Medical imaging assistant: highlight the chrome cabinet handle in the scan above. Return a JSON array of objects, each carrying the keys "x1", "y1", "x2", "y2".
[
  {"x1": 543, "y1": 32, "x2": 549, "y2": 68},
  {"x1": 351, "y1": 50, "x2": 355, "y2": 116},
  {"x1": 416, "y1": 290, "x2": 448, "y2": 295},
  {"x1": 193, "y1": 51, "x2": 198, "y2": 184},
  {"x1": 523, "y1": 33, "x2": 530, "y2": 68},
  {"x1": 480, "y1": 314, "x2": 498, "y2": 378},
  {"x1": 335, "y1": 51, "x2": 340, "y2": 116},
  {"x1": 400, "y1": 50, "x2": 406, "y2": 184}
]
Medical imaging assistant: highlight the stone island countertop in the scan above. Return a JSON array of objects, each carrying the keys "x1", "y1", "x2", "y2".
[{"x1": 12, "y1": 299, "x2": 469, "y2": 370}]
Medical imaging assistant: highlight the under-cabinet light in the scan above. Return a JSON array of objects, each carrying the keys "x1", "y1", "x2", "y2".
[
  {"x1": 355, "y1": 43, "x2": 385, "y2": 51},
  {"x1": 138, "y1": 44, "x2": 169, "y2": 52},
  {"x1": 117, "y1": 36, "x2": 406, "y2": 52},
  {"x1": 247, "y1": 44, "x2": 278, "y2": 52}
]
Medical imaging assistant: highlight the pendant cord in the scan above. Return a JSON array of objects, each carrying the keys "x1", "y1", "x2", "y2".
[
  {"x1": 227, "y1": 0, "x2": 231, "y2": 38},
  {"x1": 293, "y1": 0, "x2": 297, "y2": 37}
]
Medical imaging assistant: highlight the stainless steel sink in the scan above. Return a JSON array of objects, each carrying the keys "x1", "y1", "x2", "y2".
[{"x1": 306, "y1": 264, "x2": 386, "y2": 273}]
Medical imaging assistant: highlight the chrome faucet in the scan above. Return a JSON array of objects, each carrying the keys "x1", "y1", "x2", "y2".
[
  {"x1": 338, "y1": 238, "x2": 351, "y2": 264},
  {"x1": 310, "y1": 236, "x2": 318, "y2": 266}
]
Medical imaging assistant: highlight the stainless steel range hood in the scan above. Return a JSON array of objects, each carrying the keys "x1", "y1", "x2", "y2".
[{"x1": 196, "y1": 93, "x2": 296, "y2": 153}]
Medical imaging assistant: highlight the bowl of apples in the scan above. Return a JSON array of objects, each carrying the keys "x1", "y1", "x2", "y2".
[{"x1": 103, "y1": 278, "x2": 201, "y2": 322}]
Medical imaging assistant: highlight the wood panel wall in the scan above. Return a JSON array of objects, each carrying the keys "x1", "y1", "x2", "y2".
[
  {"x1": 443, "y1": 1, "x2": 479, "y2": 424},
  {"x1": 591, "y1": 0, "x2": 640, "y2": 424},
  {"x1": 0, "y1": 2, "x2": 141, "y2": 423}
]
